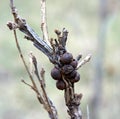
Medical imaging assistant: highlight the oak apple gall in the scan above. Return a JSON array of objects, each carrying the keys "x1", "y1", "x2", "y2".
[
  {"x1": 60, "y1": 52, "x2": 73, "y2": 64},
  {"x1": 51, "y1": 67, "x2": 62, "y2": 80},
  {"x1": 56, "y1": 80, "x2": 66, "y2": 90},
  {"x1": 70, "y1": 72, "x2": 80, "y2": 83}
]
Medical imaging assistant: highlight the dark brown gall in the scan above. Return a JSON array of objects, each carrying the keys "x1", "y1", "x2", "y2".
[
  {"x1": 70, "y1": 72, "x2": 80, "y2": 83},
  {"x1": 56, "y1": 80, "x2": 66, "y2": 90},
  {"x1": 65, "y1": 70, "x2": 77, "y2": 79},
  {"x1": 61, "y1": 64, "x2": 74, "y2": 75},
  {"x1": 70, "y1": 59, "x2": 78, "y2": 68},
  {"x1": 60, "y1": 52, "x2": 73, "y2": 64},
  {"x1": 51, "y1": 67, "x2": 62, "y2": 80}
]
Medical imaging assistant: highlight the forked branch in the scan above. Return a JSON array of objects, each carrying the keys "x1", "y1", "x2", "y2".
[{"x1": 8, "y1": 0, "x2": 58, "y2": 119}]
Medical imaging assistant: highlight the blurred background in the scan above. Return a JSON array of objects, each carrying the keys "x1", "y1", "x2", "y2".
[{"x1": 0, "y1": 0, "x2": 120, "y2": 119}]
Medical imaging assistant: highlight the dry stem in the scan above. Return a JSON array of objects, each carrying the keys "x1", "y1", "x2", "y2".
[
  {"x1": 8, "y1": 0, "x2": 58, "y2": 119},
  {"x1": 41, "y1": 0, "x2": 51, "y2": 46},
  {"x1": 76, "y1": 54, "x2": 92, "y2": 69},
  {"x1": 9, "y1": 0, "x2": 38, "y2": 91}
]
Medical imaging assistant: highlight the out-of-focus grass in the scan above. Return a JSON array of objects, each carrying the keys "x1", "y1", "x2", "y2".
[{"x1": 0, "y1": 0, "x2": 120, "y2": 119}]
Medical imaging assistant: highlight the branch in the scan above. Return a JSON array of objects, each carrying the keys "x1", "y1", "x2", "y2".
[
  {"x1": 67, "y1": 94, "x2": 83, "y2": 119},
  {"x1": 8, "y1": 1, "x2": 58, "y2": 119},
  {"x1": 29, "y1": 53, "x2": 58, "y2": 119},
  {"x1": 41, "y1": 0, "x2": 51, "y2": 46},
  {"x1": 76, "y1": 54, "x2": 92, "y2": 69},
  {"x1": 8, "y1": 0, "x2": 39, "y2": 92},
  {"x1": 50, "y1": 29, "x2": 84, "y2": 119},
  {"x1": 7, "y1": 1, "x2": 53, "y2": 59}
]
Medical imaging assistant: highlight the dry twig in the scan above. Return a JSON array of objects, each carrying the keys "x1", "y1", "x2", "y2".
[
  {"x1": 41, "y1": 0, "x2": 50, "y2": 46},
  {"x1": 29, "y1": 53, "x2": 58, "y2": 119},
  {"x1": 76, "y1": 54, "x2": 92, "y2": 69},
  {"x1": 7, "y1": 0, "x2": 58, "y2": 119}
]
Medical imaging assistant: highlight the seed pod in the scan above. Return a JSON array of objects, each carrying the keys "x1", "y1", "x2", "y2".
[
  {"x1": 56, "y1": 80, "x2": 66, "y2": 90},
  {"x1": 70, "y1": 72, "x2": 80, "y2": 83},
  {"x1": 51, "y1": 67, "x2": 62, "y2": 80},
  {"x1": 61, "y1": 64, "x2": 74, "y2": 75},
  {"x1": 70, "y1": 59, "x2": 78, "y2": 68},
  {"x1": 65, "y1": 70, "x2": 77, "y2": 79},
  {"x1": 60, "y1": 52, "x2": 73, "y2": 64}
]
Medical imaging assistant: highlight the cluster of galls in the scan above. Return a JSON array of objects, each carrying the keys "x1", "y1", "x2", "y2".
[{"x1": 51, "y1": 52, "x2": 80, "y2": 90}]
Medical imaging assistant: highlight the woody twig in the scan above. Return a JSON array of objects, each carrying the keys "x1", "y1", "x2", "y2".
[{"x1": 7, "y1": 0, "x2": 58, "y2": 119}]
